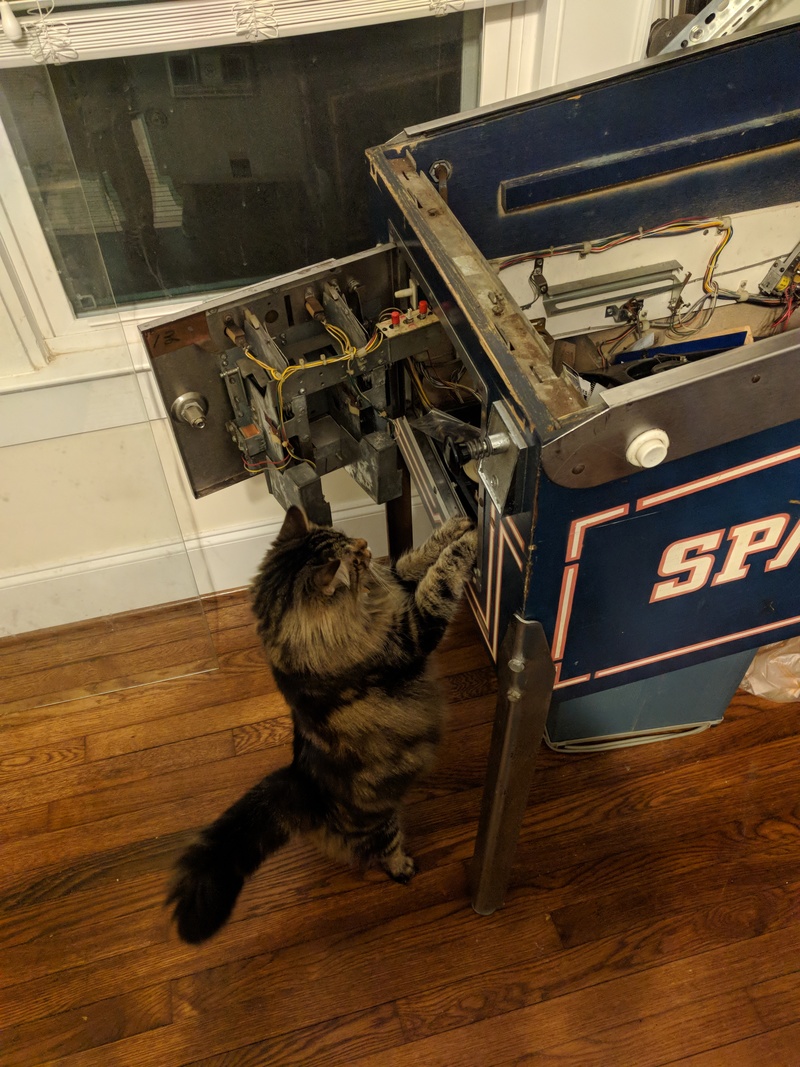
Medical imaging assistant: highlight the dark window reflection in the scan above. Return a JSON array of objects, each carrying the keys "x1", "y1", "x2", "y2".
[{"x1": 2, "y1": 15, "x2": 474, "y2": 312}]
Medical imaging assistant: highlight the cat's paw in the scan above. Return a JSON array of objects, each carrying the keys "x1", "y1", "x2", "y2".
[
  {"x1": 438, "y1": 516, "x2": 475, "y2": 544},
  {"x1": 167, "y1": 841, "x2": 244, "y2": 944},
  {"x1": 385, "y1": 853, "x2": 417, "y2": 884},
  {"x1": 453, "y1": 528, "x2": 478, "y2": 569}
]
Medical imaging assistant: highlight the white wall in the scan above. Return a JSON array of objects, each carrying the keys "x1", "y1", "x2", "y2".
[{"x1": 0, "y1": 397, "x2": 430, "y2": 635}]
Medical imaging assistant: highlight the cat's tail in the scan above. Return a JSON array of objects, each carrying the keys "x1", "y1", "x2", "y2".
[{"x1": 167, "y1": 764, "x2": 320, "y2": 944}]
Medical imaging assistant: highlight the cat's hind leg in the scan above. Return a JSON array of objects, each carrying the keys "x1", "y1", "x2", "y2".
[{"x1": 345, "y1": 812, "x2": 417, "y2": 884}]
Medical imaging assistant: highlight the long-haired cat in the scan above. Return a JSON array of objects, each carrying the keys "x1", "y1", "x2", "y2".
[{"x1": 168, "y1": 506, "x2": 477, "y2": 943}]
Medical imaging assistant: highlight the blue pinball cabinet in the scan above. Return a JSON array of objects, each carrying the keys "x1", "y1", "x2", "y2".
[{"x1": 142, "y1": 20, "x2": 800, "y2": 914}]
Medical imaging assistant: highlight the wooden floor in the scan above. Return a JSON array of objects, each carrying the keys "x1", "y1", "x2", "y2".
[{"x1": 2, "y1": 593, "x2": 800, "y2": 1067}]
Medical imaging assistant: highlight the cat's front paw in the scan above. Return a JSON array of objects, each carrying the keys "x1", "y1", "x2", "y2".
[
  {"x1": 437, "y1": 516, "x2": 475, "y2": 545},
  {"x1": 453, "y1": 528, "x2": 478, "y2": 571}
]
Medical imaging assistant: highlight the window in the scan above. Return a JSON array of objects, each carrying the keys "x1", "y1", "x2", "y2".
[
  {"x1": 0, "y1": 0, "x2": 517, "y2": 373},
  {"x1": 0, "y1": 0, "x2": 664, "y2": 373},
  {"x1": 1, "y1": 13, "x2": 480, "y2": 315}
]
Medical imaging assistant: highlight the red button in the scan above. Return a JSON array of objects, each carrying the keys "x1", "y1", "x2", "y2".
[{"x1": 390, "y1": 311, "x2": 401, "y2": 326}]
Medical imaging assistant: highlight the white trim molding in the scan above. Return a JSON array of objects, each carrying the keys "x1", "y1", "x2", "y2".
[
  {"x1": 0, "y1": 496, "x2": 432, "y2": 635},
  {"x1": 0, "y1": 0, "x2": 508, "y2": 66}
]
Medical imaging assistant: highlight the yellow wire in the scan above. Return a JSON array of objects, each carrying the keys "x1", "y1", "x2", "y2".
[
  {"x1": 408, "y1": 362, "x2": 431, "y2": 408},
  {"x1": 702, "y1": 224, "x2": 732, "y2": 294},
  {"x1": 240, "y1": 321, "x2": 386, "y2": 467}
]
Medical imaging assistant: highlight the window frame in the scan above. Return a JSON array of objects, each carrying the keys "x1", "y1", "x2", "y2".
[{"x1": 0, "y1": 0, "x2": 659, "y2": 377}]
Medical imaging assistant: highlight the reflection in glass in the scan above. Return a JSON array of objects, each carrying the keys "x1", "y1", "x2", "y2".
[
  {"x1": 0, "y1": 66, "x2": 219, "y2": 709},
  {"x1": 0, "y1": 12, "x2": 480, "y2": 313}
]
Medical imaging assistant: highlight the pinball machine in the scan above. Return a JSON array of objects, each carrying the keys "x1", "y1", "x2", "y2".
[{"x1": 142, "y1": 20, "x2": 800, "y2": 914}]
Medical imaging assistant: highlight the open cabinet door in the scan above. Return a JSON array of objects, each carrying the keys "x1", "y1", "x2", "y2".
[{"x1": 141, "y1": 243, "x2": 442, "y2": 527}]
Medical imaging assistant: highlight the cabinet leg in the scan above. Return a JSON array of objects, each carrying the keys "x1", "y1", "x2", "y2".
[
  {"x1": 470, "y1": 615, "x2": 555, "y2": 915},
  {"x1": 385, "y1": 453, "x2": 413, "y2": 562}
]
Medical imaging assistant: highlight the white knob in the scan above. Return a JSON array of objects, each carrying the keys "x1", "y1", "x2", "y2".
[{"x1": 626, "y1": 429, "x2": 670, "y2": 468}]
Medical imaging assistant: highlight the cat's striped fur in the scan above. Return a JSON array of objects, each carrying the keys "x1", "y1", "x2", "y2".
[{"x1": 168, "y1": 506, "x2": 477, "y2": 943}]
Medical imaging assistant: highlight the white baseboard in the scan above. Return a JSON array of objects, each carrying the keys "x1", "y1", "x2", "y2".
[{"x1": 0, "y1": 498, "x2": 432, "y2": 637}]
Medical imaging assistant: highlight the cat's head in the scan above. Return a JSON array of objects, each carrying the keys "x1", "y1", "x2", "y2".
[
  {"x1": 254, "y1": 505, "x2": 373, "y2": 609},
  {"x1": 280, "y1": 505, "x2": 372, "y2": 597}
]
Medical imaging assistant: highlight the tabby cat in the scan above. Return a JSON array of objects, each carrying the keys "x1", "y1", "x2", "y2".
[{"x1": 168, "y1": 505, "x2": 477, "y2": 943}]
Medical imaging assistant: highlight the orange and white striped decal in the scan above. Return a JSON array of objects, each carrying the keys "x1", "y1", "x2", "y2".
[{"x1": 553, "y1": 442, "x2": 800, "y2": 689}]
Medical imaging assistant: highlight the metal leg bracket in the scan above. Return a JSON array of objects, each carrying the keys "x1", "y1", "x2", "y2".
[{"x1": 470, "y1": 614, "x2": 555, "y2": 915}]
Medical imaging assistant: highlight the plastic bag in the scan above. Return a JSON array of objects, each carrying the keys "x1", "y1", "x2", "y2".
[{"x1": 740, "y1": 638, "x2": 800, "y2": 701}]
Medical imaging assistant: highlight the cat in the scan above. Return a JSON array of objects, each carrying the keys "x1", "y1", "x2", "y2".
[{"x1": 167, "y1": 505, "x2": 478, "y2": 943}]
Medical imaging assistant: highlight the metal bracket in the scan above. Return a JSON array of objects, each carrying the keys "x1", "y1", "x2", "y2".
[
  {"x1": 658, "y1": 0, "x2": 770, "y2": 53},
  {"x1": 521, "y1": 257, "x2": 549, "y2": 311},
  {"x1": 470, "y1": 615, "x2": 555, "y2": 915},
  {"x1": 543, "y1": 261, "x2": 682, "y2": 317},
  {"x1": 477, "y1": 401, "x2": 526, "y2": 515}
]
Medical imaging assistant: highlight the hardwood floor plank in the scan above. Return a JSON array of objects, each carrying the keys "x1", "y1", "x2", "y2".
[
  {"x1": 1, "y1": 731, "x2": 234, "y2": 817},
  {"x1": 441, "y1": 664, "x2": 496, "y2": 703},
  {"x1": 208, "y1": 622, "x2": 260, "y2": 657},
  {"x1": 548, "y1": 856, "x2": 800, "y2": 952},
  {"x1": 522, "y1": 731, "x2": 800, "y2": 846},
  {"x1": 0, "y1": 645, "x2": 272, "y2": 755},
  {"x1": 0, "y1": 599, "x2": 211, "y2": 679},
  {"x1": 0, "y1": 736, "x2": 85, "y2": 781},
  {"x1": 78, "y1": 645, "x2": 488, "y2": 767},
  {"x1": 355, "y1": 988, "x2": 765, "y2": 1067},
  {"x1": 38, "y1": 898, "x2": 560, "y2": 1067},
  {"x1": 198, "y1": 589, "x2": 255, "y2": 635},
  {"x1": 0, "y1": 984, "x2": 171, "y2": 1067},
  {"x1": 0, "y1": 868, "x2": 167, "y2": 953},
  {"x1": 662, "y1": 1020, "x2": 800, "y2": 1066},
  {"x1": 748, "y1": 968, "x2": 800, "y2": 1028},
  {"x1": 0, "y1": 802, "x2": 49, "y2": 843},
  {"x1": 182, "y1": 1002, "x2": 403, "y2": 1067},
  {"x1": 505, "y1": 742, "x2": 800, "y2": 901},
  {"x1": 0, "y1": 784, "x2": 237, "y2": 896},
  {"x1": 396, "y1": 919, "x2": 800, "y2": 1045},
  {"x1": 527, "y1": 694, "x2": 800, "y2": 803},
  {"x1": 47, "y1": 742, "x2": 270, "y2": 831},
  {"x1": 84, "y1": 692, "x2": 285, "y2": 762},
  {"x1": 0, "y1": 829, "x2": 185, "y2": 919},
  {"x1": 232, "y1": 714, "x2": 293, "y2": 755},
  {"x1": 434, "y1": 642, "x2": 493, "y2": 679},
  {"x1": 170, "y1": 894, "x2": 560, "y2": 1026},
  {"x1": 3, "y1": 634, "x2": 216, "y2": 714},
  {"x1": 0, "y1": 902, "x2": 171, "y2": 991},
  {"x1": 509, "y1": 989, "x2": 763, "y2": 1067}
]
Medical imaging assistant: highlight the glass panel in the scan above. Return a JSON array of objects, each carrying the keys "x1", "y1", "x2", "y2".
[
  {"x1": 0, "y1": 74, "x2": 216, "y2": 711},
  {"x1": 0, "y1": 10, "x2": 481, "y2": 314}
]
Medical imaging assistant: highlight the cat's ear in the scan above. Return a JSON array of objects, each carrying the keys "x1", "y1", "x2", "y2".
[
  {"x1": 277, "y1": 505, "x2": 310, "y2": 543},
  {"x1": 314, "y1": 559, "x2": 350, "y2": 596}
]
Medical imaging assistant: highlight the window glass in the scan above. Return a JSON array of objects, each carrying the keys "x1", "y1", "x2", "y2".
[{"x1": 0, "y1": 11, "x2": 481, "y2": 314}]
